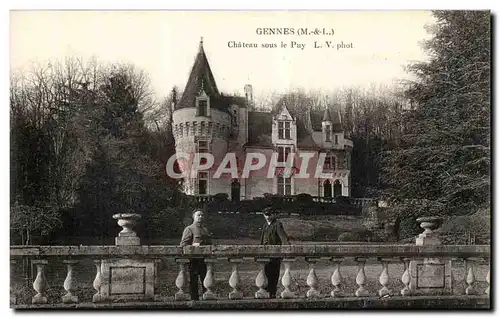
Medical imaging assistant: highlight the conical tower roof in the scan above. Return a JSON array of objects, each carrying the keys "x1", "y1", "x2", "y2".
[{"x1": 175, "y1": 38, "x2": 220, "y2": 110}]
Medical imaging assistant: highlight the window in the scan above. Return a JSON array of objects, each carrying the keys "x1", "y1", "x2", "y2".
[
  {"x1": 325, "y1": 125, "x2": 332, "y2": 142},
  {"x1": 197, "y1": 140, "x2": 209, "y2": 153},
  {"x1": 278, "y1": 121, "x2": 291, "y2": 139},
  {"x1": 198, "y1": 171, "x2": 209, "y2": 195},
  {"x1": 277, "y1": 146, "x2": 291, "y2": 163},
  {"x1": 324, "y1": 155, "x2": 336, "y2": 170},
  {"x1": 324, "y1": 156, "x2": 331, "y2": 169},
  {"x1": 197, "y1": 140, "x2": 210, "y2": 165},
  {"x1": 277, "y1": 176, "x2": 292, "y2": 195},
  {"x1": 334, "y1": 134, "x2": 338, "y2": 145},
  {"x1": 198, "y1": 99, "x2": 208, "y2": 116}
]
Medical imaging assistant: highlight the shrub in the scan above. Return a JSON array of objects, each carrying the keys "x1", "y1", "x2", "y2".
[
  {"x1": 213, "y1": 193, "x2": 229, "y2": 202},
  {"x1": 296, "y1": 193, "x2": 313, "y2": 202}
]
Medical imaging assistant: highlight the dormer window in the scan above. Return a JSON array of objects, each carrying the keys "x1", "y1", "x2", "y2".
[
  {"x1": 325, "y1": 125, "x2": 332, "y2": 142},
  {"x1": 278, "y1": 121, "x2": 291, "y2": 139},
  {"x1": 198, "y1": 99, "x2": 208, "y2": 116}
]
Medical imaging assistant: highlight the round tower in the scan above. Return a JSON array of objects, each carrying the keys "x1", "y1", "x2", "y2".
[{"x1": 172, "y1": 38, "x2": 231, "y2": 195}]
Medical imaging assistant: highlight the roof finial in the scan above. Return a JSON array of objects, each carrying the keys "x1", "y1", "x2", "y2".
[{"x1": 199, "y1": 36, "x2": 204, "y2": 51}]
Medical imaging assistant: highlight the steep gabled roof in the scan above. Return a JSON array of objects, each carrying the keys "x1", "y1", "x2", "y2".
[
  {"x1": 322, "y1": 108, "x2": 332, "y2": 121},
  {"x1": 272, "y1": 96, "x2": 312, "y2": 139},
  {"x1": 311, "y1": 107, "x2": 343, "y2": 132},
  {"x1": 247, "y1": 111, "x2": 273, "y2": 147}
]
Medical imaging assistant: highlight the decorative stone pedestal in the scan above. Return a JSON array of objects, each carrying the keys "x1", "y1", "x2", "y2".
[
  {"x1": 410, "y1": 216, "x2": 452, "y2": 295},
  {"x1": 98, "y1": 213, "x2": 156, "y2": 301}
]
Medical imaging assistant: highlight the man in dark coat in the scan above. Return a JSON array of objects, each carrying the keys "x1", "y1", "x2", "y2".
[
  {"x1": 180, "y1": 209, "x2": 212, "y2": 300},
  {"x1": 260, "y1": 207, "x2": 289, "y2": 298}
]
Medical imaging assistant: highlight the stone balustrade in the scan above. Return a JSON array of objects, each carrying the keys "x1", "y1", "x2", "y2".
[
  {"x1": 10, "y1": 244, "x2": 490, "y2": 309},
  {"x1": 9, "y1": 215, "x2": 491, "y2": 309}
]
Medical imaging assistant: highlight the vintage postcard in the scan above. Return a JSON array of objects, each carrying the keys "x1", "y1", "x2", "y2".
[{"x1": 9, "y1": 10, "x2": 491, "y2": 310}]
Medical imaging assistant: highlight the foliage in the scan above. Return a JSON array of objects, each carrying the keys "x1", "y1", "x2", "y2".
[
  {"x1": 440, "y1": 208, "x2": 490, "y2": 244},
  {"x1": 10, "y1": 57, "x2": 184, "y2": 244},
  {"x1": 380, "y1": 11, "x2": 491, "y2": 226},
  {"x1": 10, "y1": 201, "x2": 63, "y2": 245}
]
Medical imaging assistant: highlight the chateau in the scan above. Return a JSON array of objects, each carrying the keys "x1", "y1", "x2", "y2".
[{"x1": 171, "y1": 39, "x2": 353, "y2": 200}]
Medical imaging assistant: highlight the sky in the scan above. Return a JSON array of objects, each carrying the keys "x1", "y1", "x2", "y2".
[{"x1": 10, "y1": 10, "x2": 436, "y2": 100}]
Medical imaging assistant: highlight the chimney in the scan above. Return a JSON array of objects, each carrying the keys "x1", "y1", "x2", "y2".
[{"x1": 244, "y1": 84, "x2": 253, "y2": 110}]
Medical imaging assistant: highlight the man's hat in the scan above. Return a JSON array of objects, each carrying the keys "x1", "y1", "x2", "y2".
[{"x1": 262, "y1": 207, "x2": 274, "y2": 216}]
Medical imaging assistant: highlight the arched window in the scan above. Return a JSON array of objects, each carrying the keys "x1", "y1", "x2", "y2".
[
  {"x1": 323, "y1": 180, "x2": 332, "y2": 198},
  {"x1": 333, "y1": 180, "x2": 342, "y2": 197}
]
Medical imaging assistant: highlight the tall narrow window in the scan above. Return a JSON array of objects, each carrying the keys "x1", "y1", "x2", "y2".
[
  {"x1": 278, "y1": 121, "x2": 291, "y2": 139},
  {"x1": 277, "y1": 176, "x2": 292, "y2": 195},
  {"x1": 334, "y1": 134, "x2": 339, "y2": 144},
  {"x1": 197, "y1": 140, "x2": 209, "y2": 165},
  {"x1": 285, "y1": 122, "x2": 291, "y2": 139},
  {"x1": 277, "y1": 146, "x2": 291, "y2": 163},
  {"x1": 333, "y1": 180, "x2": 342, "y2": 197},
  {"x1": 197, "y1": 140, "x2": 209, "y2": 153},
  {"x1": 198, "y1": 171, "x2": 209, "y2": 195},
  {"x1": 325, "y1": 125, "x2": 332, "y2": 142},
  {"x1": 198, "y1": 100, "x2": 208, "y2": 116},
  {"x1": 324, "y1": 156, "x2": 331, "y2": 169}
]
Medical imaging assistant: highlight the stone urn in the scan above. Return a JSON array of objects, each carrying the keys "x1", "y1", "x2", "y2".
[
  {"x1": 416, "y1": 216, "x2": 443, "y2": 235},
  {"x1": 113, "y1": 213, "x2": 141, "y2": 245},
  {"x1": 416, "y1": 216, "x2": 443, "y2": 260}
]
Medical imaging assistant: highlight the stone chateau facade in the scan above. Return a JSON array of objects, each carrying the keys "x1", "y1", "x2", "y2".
[{"x1": 171, "y1": 39, "x2": 353, "y2": 200}]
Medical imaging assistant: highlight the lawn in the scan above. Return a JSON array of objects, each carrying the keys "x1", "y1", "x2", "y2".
[{"x1": 11, "y1": 256, "x2": 488, "y2": 305}]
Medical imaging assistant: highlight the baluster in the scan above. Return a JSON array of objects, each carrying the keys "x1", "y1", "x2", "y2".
[
  {"x1": 465, "y1": 258, "x2": 478, "y2": 295},
  {"x1": 330, "y1": 258, "x2": 343, "y2": 297},
  {"x1": 485, "y1": 266, "x2": 490, "y2": 296},
  {"x1": 306, "y1": 258, "x2": 321, "y2": 298},
  {"x1": 92, "y1": 260, "x2": 103, "y2": 302},
  {"x1": 174, "y1": 259, "x2": 190, "y2": 301},
  {"x1": 203, "y1": 259, "x2": 217, "y2": 300},
  {"x1": 62, "y1": 260, "x2": 78, "y2": 303},
  {"x1": 355, "y1": 258, "x2": 369, "y2": 297},
  {"x1": 10, "y1": 259, "x2": 16, "y2": 305},
  {"x1": 32, "y1": 260, "x2": 48, "y2": 304},
  {"x1": 281, "y1": 258, "x2": 296, "y2": 299},
  {"x1": 228, "y1": 259, "x2": 243, "y2": 299},
  {"x1": 378, "y1": 258, "x2": 392, "y2": 297},
  {"x1": 400, "y1": 258, "x2": 411, "y2": 296},
  {"x1": 255, "y1": 258, "x2": 269, "y2": 299}
]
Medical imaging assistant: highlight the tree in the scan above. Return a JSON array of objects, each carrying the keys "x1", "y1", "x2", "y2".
[
  {"x1": 381, "y1": 11, "x2": 491, "y2": 237},
  {"x1": 11, "y1": 57, "x2": 186, "y2": 244}
]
